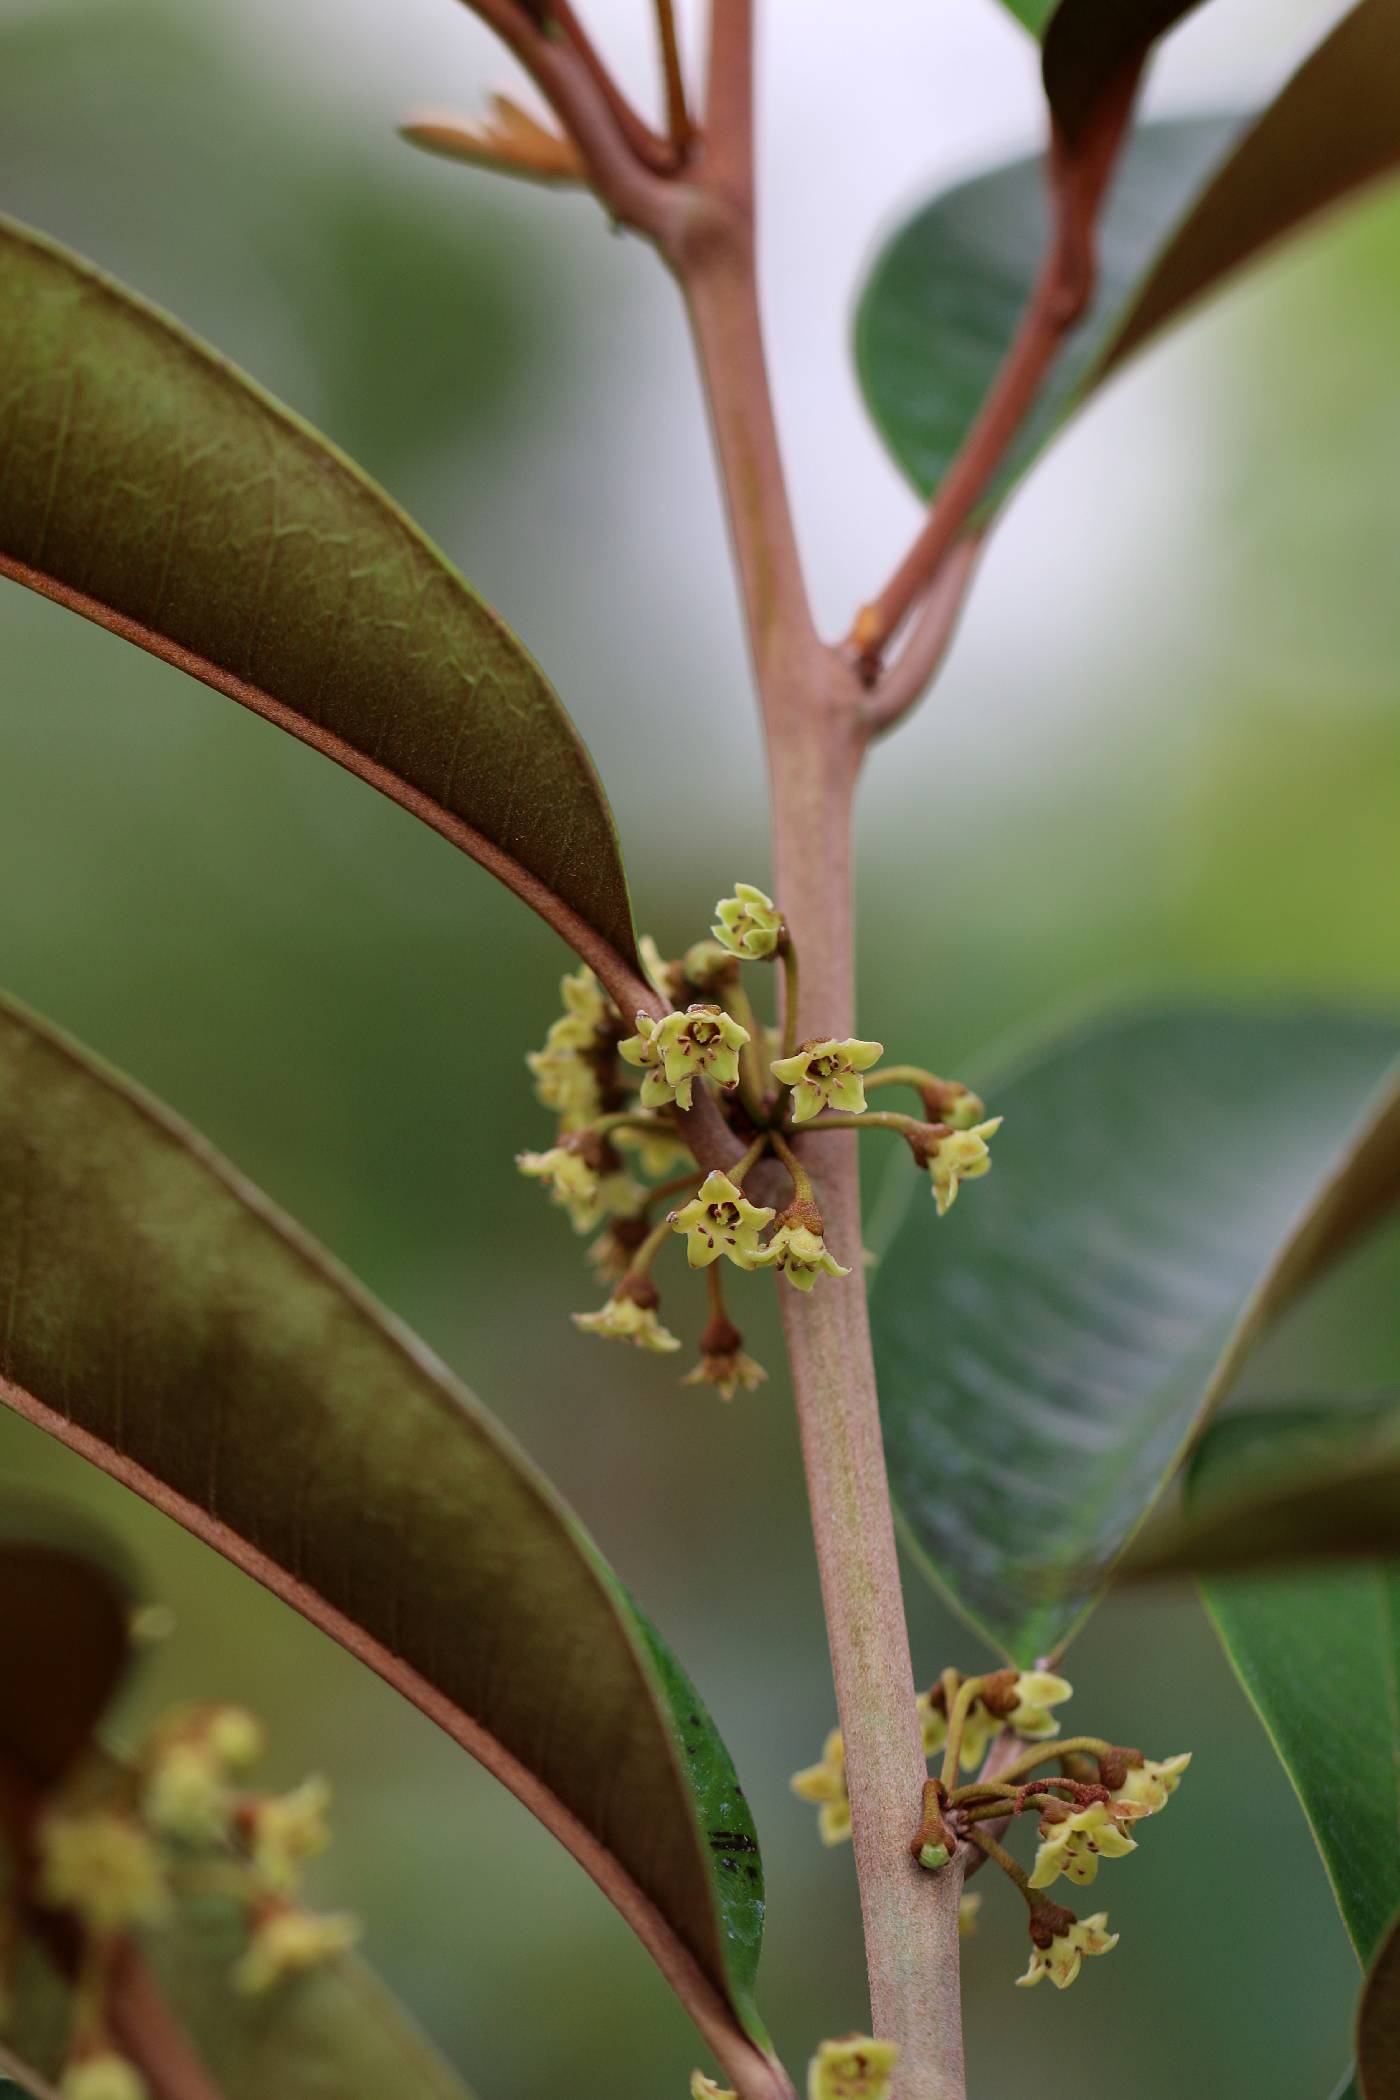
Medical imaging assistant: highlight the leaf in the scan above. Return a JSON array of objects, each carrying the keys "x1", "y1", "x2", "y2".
[
  {"x1": 858, "y1": 0, "x2": 1400, "y2": 519},
  {"x1": 987, "y1": 0, "x2": 1207, "y2": 135},
  {"x1": 0, "y1": 991, "x2": 781, "y2": 2085},
  {"x1": 1107, "y1": 0, "x2": 1400, "y2": 371},
  {"x1": 1359, "y1": 1911, "x2": 1400, "y2": 2100},
  {"x1": 0, "y1": 1513, "x2": 133, "y2": 1784},
  {"x1": 855, "y1": 115, "x2": 1239, "y2": 508},
  {"x1": 0, "y1": 215, "x2": 640, "y2": 988},
  {"x1": 1193, "y1": 1406, "x2": 1400, "y2": 1965},
  {"x1": 1121, "y1": 1394, "x2": 1400, "y2": 1579},
  {"x1": 871, "y1": 1007, "x2": 1400, "y2": 1664}
]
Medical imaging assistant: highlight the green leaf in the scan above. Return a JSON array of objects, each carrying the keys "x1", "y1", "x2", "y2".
[
  {"x1": 1194, "y1": 1406, "x2": 1400, "y2": 1965},
  {"x1": 1121, "y1": 1394, "x2": 1400, "y2": 1579},
  {"x1": 871, "y1": 1007, "x2": 1400, "y2": 1664},
  {"x1": 855, "y1": 115, "x2": 1238, "y2": 507},
  {"x1": 0, "y1": 215, "x2": 639, "y2": 985},
  {"x1": 859, "y1": 0, "x2": 1400, "y2": 519},
  {"x1": 0, "y1": 991, "x2": 778, "y2": 2076},
  {"x1": 1359, "y1": 1910, "x2": 1400, "y2": 2100}
]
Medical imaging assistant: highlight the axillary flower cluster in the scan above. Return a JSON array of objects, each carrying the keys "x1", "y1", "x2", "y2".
[
  {"x1": 518, "y1": 882, "x2": 1002, "y2": 1396},
  {"x1": 27, "y1": 1703, "x2": 359, "y2": 2099},
  {"x1": 793, "y1": 1667, "x2": 1190, "y2": 1996}
]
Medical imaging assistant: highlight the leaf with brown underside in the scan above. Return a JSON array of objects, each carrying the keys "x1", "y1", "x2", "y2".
[
  {"x1": 0, "y1": 1515, "x2": 133, "y2": 1785},
  {"x1": 990, "y1": 0, "x2": 1207, "y2": 134},
  {"x1": 0, "y1": 992, "x2": 787, "y2": 2096},
  {"x1": 861, "y1": 0, "x2": 1400, "y2": 519},
  {"x1": 0, "y1": 215, "x2": 642, "y2": 1000},
  {"x1": 1360, "y1": 1911, "x2": 1400, "y2": 2100},
  {"x1": 1105, "y1": 0, "x2": 1400, "y2": 371}
]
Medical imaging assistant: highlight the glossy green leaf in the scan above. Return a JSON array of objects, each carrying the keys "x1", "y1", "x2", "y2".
[
  {"x1": 856, "y1": 116, "x2": 1237, "y2": 507},
  {"x1": 0, "y1": 215, "x2": 639, "y2": 981},
  {"x1": 1359, "y1": 1911, "x2": 1400, "y2": 2100},
  {"x1": 1195, "y1": 1405, "x2": 1400, "y2": 1965},
  {"x1": 860, "y1": 0, "x2": 1400, "y2": 516},
  {"x1": 1121, "y1": 1394, "x2": 1400, "y2": 1579},
  {"x1": 872, "y1": 1008, "x2": 1400, "y2": 1664},
  {"x1": 0, "y1": 992, "x2": 777, "y2": 2077}
]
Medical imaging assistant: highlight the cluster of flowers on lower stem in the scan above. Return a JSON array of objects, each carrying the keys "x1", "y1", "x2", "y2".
[
  {"x1": 516, "y1": 884, "x2": 1004, "y2": 1396},
  {"x1": 26, "y1": 1702, "x2": 359, "y2": 2098},
  {"x1": 693, "y1": 2031, "x2": 900, "y2": 2100},
  {"x1": 792, "y1": 1667, "x2": 1190, "y2": 1994}
]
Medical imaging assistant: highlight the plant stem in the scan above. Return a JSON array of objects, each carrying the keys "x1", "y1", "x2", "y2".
[{"x1": 662, "y1": 15, "x2": 966, "y2": 2094}]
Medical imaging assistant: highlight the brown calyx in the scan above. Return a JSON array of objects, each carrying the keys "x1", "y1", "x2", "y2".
[
  {"x1": 699, "y1": 1309, "x2": 745, "y2": 1359},
  {"x1": 1095, "y1": 1746, "x2": 1142, "y2": 1792},
  {"x1": 978, "y1": 1669, "x2": 1021, "y2": 1719},
  {"x1": 1028, "y1": 1899, "x2": 1077, "y2": 1947},
  {"x1": 615, "y1": 1273, "x2": 660, "y2": 1311}
]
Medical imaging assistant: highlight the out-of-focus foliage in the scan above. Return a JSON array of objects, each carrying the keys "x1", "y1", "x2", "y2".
[{"x1": 0, "y1": 3, "x2": 1398, "y2": 2099}]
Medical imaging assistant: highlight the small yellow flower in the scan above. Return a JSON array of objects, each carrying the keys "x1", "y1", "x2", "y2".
[
  {"x1": 143, "y1": 1742, "x2": 231, "y2": 1846},
  {"x1": 670, "y1": 1170, "x2": 775, "y2": 1270},
  {"x1": 771, "y1": 1038, "x2": 884, "y2": 1124},
  {"x1": 59, "y1": 2054, "x2": 150, "y2": 2100},
  {"x1": 691, "y1": 2077, "x2": 736, "y2": 2100},
  {"x1": 939, "y1": 1087, "x2": 987, "y2": 1132},
  {"x1": 791, "y1": 1729, "x2": 851, "y2": 1846},
  {"x1": 573, "y1": 1293, "x2": 682, "y2": 1353},
  {"x1": 1016, "y1": 1908, "x2": 1117, "y2": 1990},
  {"x1": 233, "y1": 1906, "x2": 361, "y2": 1995},
  {"x1": 654, "y1": 1005, "x2": 750, "y2": 1093},
  {"x1": 1001, "y1": 1670, "x2": 1073, "y2": 1740},
  {"x1": 559, "y1": 962, "x2": 610, "y2": 1032},
  {"x1": 712, "y1": 882, "x2": 784, "y2": 961},
  {"x1": 619, "y1": 1014, "x2": 694, "y2": 1111},
  {"x1": 615, "y1": 1120, "x2": 693, "y2": 1179},
  {"x1": 958, "y1": 1891, "x2": 983, "y2": 1938},
  {"x1": 525, "y1": 1038, "x2": 601, "y2": 1122},
  {"x1": 517, "y1": 1146, "x2": 643, "y2": 1234},
  {"x1": 758, "y1": 1218, "x2": 850, "y2": 1293},
  {"x1": 926, "y1": 1119, "x2": 1002, "y2": 1217},
  {"x1": 1110, "y1": 1751, "x2": 1191, "y2": 1816},
  {"x1": 248, "y1": 1776, "x2": 332, "y2": 1893},
  {"x1": 683, "y1": 1347, "x2": 768, "y2": 1403},
  {"x1": 205, "y1": 1706, "x2": 267, "y2": 1772},
  {"x1": 38, "y1": 1812, "x2": 170, "y2": 1934},
  {"x1": 1028, "y1": 1801, "x2": 1138, "y2": 1890},
  {"x1": 917, "y1": 1686, "x2": 1004, "y2": 1772},
  {"x1": 807, "y1": 2034, "x2": 899, "y2": 2100},
  {"x1": 639, "y1": 934, "x2": 676, "y2": 999}
]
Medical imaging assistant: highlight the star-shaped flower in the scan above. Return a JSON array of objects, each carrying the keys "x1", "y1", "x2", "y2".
[
  {"x1": 771, "y1": 1038, "x2": 884, "y2": 1124},
  {"x1": 1002, "y1": 1669, "x2": 1073, "y2": 1739},
  {"x1": 917, "y1": 1685, "x2": 1004, "y2": 1772},
  {"x1": 1028, "y1": 1801, "x2": 1139, "y2": 1890},
  {"x1": 791, "y1": 1728, "x2": 851, "y2": 1846},
  {"x1": 38, "y1": 1811, "x2": 171, "y2": 1935},
  {"x1": 1109, "y1": 1750, "x2": 1192, "y2": 1816},
  {"x1": 712, "y1": 881, "x2": 784, "y2": 961},
  {"x1": 517, "y1": 1146, "x2": 643, "y2": 1235},
  {"x1": 807, "y1": 2035, "x2": 899, "y2": 2100},
  {"x1": 758, "y1": 1218, "x2": 851, "y2": 1292},
  {"x1": 683, "y1": 1346, "x2": 768, "y2": 1402},
  {"x1": 669, "y1": 1170, "x2": 775, "y2": 1269},
  {"x1": 233, "y1": 1906, "x2": 361, "y2": 1994},
  {"x1": 573, "y1": 1293, "x2": 681, "y2": 1353},
  {"x1": 525, "y1": 1037, "x2": 602, "y2": 1123},
  {"x1": 1016, "y1": 1908, "x2": 1117, "y2": 1990},
  {"x1": 925, "y1": 1118, "x2": 1002, "y2": 1217},
  {"x1": 653, "y1": 1004, "x2": 750, "y2": 1093},
  {"x1": 619, "y1": 1013, "x2": 695, "y2": 1110}
]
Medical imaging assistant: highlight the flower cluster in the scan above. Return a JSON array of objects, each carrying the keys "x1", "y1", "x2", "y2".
[
  {"x1": 33, "y1": 1702, "x2": 361, "y2": 2098},
  {"x1": 515, "y1": 886, "x2": 1003, "y2": 1395},
  {"x1": 793, "y1": 1669, "x2": 1190, "y2": 1995}
]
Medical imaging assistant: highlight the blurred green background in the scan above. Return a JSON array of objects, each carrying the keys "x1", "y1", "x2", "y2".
[{"x1": 1, "y1": 0, "x2": 1397, "y2": 2094}]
